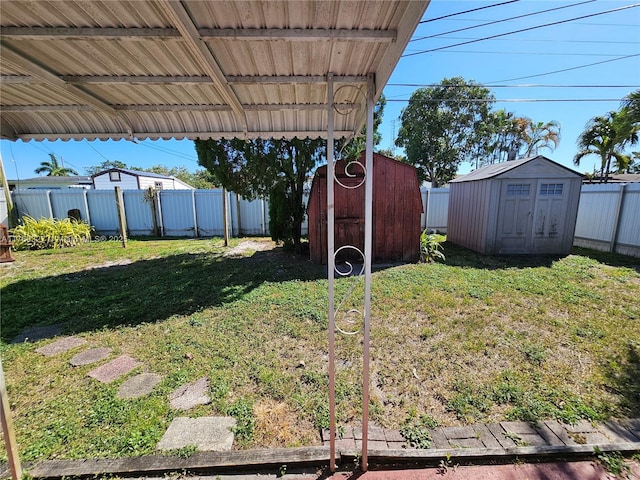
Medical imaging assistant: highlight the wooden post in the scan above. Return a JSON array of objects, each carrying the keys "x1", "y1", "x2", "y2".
[
  {"x1": 235, "y1": 193, "x2": 242, "y2": 236},
  {"x1": 114, "y1": 186, "x2": 127, "y2": 248},
  {"x1": 148, "y1": 187, "x2": 159, "y2": 237},
  {"x1": 222, "y1": 188, "x2": 229, "y2": 246},
  {"x1": 0, "y1": 153, "x2": 15, "y2": 228},
  {"x1": 0, "y1": 357, "x2": 22, "y2": 480}
]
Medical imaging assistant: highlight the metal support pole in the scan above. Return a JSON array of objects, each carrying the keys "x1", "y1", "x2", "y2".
[
  {"x1": 361, "y1": 73, "x2": 375, "y2": 472},
  {"x1": 0, "y1": 153, "x2": 15, "y2": 228},
  {"x1": 0, "y1": 357, "x2": 22, "y2": 480},
  {"x1": 327, "y1": 72, "x2": 337, "y2": 473}
]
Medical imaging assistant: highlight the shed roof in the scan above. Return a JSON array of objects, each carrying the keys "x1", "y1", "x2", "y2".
[
  {"x1": 91, "y1": 168, "x2": 174, "y2": 180},
  {"x1": 0, "y1": 0, "x2": 429, "y2": 142},
  {"x1": 450, "y1": 156, "x2": 582, "y2": 183}
]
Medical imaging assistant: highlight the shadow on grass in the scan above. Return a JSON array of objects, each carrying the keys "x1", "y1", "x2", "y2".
[
  {"x1": 441, "y1": 242, "x2": 562, "y2": 270},
  {"x1": 572, "y1": 246, "x2": 640, "y2": 272},
  {"x1": 603, "y1": 341, "x2": 640, "y2": 418},
  {"x1": 1, "y1": 247, "x2": 326, "y2": 343},
  {"x1": 441, "y1": 242, "x2": 640, "y2": 271}
]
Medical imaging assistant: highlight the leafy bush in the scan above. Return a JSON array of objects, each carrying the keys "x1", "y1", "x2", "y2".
[
  {"x1": 11, "y1": 216, "x2": 92, "y2": 251},
  {"x1": 420, "y1": 230, "x2": 445, "y2": 263}
]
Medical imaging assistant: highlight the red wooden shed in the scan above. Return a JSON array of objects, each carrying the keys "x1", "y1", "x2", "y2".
[{"x1": 308, "y1": 152, "x2": 423, "y2": 264}]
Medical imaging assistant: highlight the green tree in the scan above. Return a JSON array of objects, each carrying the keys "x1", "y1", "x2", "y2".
[
  {"x1": 130, "y1": 164, "x2": 216, "y2": 189},
  {"x1": 339, "y1": 95, "x2": 386, "y2": 161},
  {"x1": 479, "y1": 110, "x2": 529, "y2": 166},
  {"x1": 523, "y1": 120, "x2": 561, "y2": 157},
  {"x1": 396, "y1": 77, "x2": 494, "y2": 186},
  {"x1": 195, "y1": 137, "x2": 325, "y2": 251},
  {"x1": 85, "y1": 160, "x2": 128, "y2": 176},
  {"x1": 34, "y1": 153, "x2": 78, "y2": 176},
  {"x1": 574, "y1": 111, "x2": 639, "y2": 182},
  {"x1": 621, "y1": 89, "x2": 640, "y2": 125}
]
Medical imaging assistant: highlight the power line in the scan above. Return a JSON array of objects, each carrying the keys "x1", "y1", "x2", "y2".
[
  {"x1": 486, "y1": 53, "x2": 640, "y2": 83},
  {"x1": 409, "y1": 35, "x2": 639, "y2": 45},
  {"x1": 406, "y1": 49, "x2": 631, "y2": 57},
  {"x1": 387, "y1": 83, "x2": 640, "y2": 88},
  {"x1": 84, "y1": 139, "x2": 111, "y2": 162},
  {"x1": 135, "y1": 141, "x2": 198, "y2": 163},
  {"x1": 403, "y1": 3, "x2": 640, "y2": 57},
  {"x1": 411, "y1": 0, "x2": 595, "y2": 42},
  {"x1": 386, "y1": 98, "x2": 625, "y2": 103},
  {"x1": 419, "y1": 0, "x2": 520, "y2": 24}
]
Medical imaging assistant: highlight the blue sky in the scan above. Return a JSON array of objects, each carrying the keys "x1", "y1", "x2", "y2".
[{"x1": 2, "y1": 0, "x2": 639, "y2": 180}]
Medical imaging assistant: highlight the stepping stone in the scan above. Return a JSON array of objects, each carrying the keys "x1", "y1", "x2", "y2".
[
  {"x1": 117, "y1": 373, "x2": 163, "y2": 399},
  {"x1": 87, "y1": 355, "x2": 141, "y2": 383},
  {"x1": 11, "y1": 325, "x2": 62, "y2": 344},
  {"x1": 157, "y1": 416, "x2": 236, "y2": 452},
  {"x1": 168, "y1": 377, "x2": 211, "y2": 410},
  {"x1": 70, "y1": 347, "x2": 112, "y2": 367},
  {"x1": 35, "y1": 336, "x2": 86, "y2": 357}
]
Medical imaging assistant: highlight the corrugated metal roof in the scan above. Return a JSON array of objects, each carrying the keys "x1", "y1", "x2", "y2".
[
  {"x1": 0, "y1": 0, "x2": 429, "y2": 141},
  {"x1": 451, "y1": 156, "x2": 582, "y2": 183}
]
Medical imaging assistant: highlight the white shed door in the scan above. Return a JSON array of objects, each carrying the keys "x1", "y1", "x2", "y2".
[
  {"x1": 532, "y1": 182, "x2": 567, "y2": 254},
  {"x1": 498, "y1": 181, "x2": 534, "y2": 254}
]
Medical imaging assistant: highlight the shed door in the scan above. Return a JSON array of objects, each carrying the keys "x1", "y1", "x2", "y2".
[
  {"x1": 532, "y1": 182, "x2": 567, "y2": 254},
  {"x1": 497, "y1": 181, "x2": 534, "y2": 254}
]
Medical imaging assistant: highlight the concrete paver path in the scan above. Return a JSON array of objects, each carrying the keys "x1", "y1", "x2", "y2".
[
  {"x1": 156, "y1": 416, "x2": 236, "y2": 452},
  {"x1": 87, "y1": 355, "x2": 141, "y2": 383},
  {"x1": 70, "y1": 347, "x2": 112, "y2": 367},
  {"x1": 35, "y1": 336, "x2": 86, "y2": 357},
  {"x1": 168, "y1": 377, "x2": 211, "y2": 410}
]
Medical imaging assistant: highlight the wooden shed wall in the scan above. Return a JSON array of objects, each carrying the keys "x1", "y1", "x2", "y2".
[{"x1": 308, "y1": 153, "x2": 422, "y2": 264}]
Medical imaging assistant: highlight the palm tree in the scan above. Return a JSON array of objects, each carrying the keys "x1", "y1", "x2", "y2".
[
  {"x1": 574, "y1": 111, "x2": 639, "y2": 182},
  {"x1": 523, "y1": 120, "x2": 560, "y2": 157},
  {"x1": 34, "y1": 153, "x2": 78, "y2": 176},
  {"x1": 621, "y1": 89, "x2": 640, "y2": 124}
]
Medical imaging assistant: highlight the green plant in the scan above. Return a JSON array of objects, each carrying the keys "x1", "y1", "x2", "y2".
[
  {"x1": 11, "y1": 215, "x2": 92, "y2": 250},
  {"x1": 419, "y1": 231, "x2": 445, "y2": 263},
  {"x1": 226, "y1": 398, "x2": 255, "y2": 444},
  {"x1": 400, "y1": 412, "x2": 438, "y2": 449},
  {"x1": 595, "y1": 448, "x2": 631, "y2": 478},
  {"x1": 168, "y1": 445, "x2": 198, "y2": 459}
]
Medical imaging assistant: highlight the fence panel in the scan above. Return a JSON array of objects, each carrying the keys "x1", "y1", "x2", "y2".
[
  {"x1": 194, "y1": 190, "x2": 225, "y2": 237},
  {"x1": 159, "y1": 190, "x2": 197, "y2": 237},
  {"x1": 86, "y1": 190, "x2": 120, "y2": 235},
  {"x1": 12, "y1": 190, "x2": 53, "y2": 219},
  {"x1": 574, "y1": 185, "x2": 620, "y2": 243},
  {"x1": 0, "y1": 194, "x2": 7, "y2": 227},
  {"x1": 123, "y1": 190, "x2": 155, "y2": 236},
  {"x1": 237, "y1": 196, "x2": 267, "y2": 235},
  {"x1": 421, "y1": 187, "x2": 449, "y2": 232},
  {"x1": 49, "y1": 190, "x2": 89, "y2": 221},
  {"x1": 613, "y1": 184, "x2": 640, "y2": 257}
]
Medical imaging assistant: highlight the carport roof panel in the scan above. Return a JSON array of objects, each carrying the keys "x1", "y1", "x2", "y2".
[{"x1": 0, "y1": 0, "x2": 430, "y2": 141}]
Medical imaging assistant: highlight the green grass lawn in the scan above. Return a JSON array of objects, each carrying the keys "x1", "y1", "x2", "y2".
[{"x1": 1, "y1": 237, "x2": 639, "y2": 461}]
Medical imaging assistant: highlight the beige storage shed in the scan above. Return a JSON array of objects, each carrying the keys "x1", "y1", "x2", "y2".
[{"x1": 448, "y1": 156, "x2": 583, "y2": 255}]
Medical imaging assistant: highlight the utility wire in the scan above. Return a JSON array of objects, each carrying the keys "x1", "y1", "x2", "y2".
[
  {"x1": 408, "y1": 35, "x2": 639, "y2": 45},
  {"x1": 84, "y1": 139, "x2": 111, "y2": 162},
  {"x1": 419, "y1": 0, "x2": 520, "y2": 24},
  {"x1": 406, "y1": 49, "x2": 629, "y2": 57},
  {"x1": 403, "y1": 3, "x2": 640, "y2": 57},
  {"x1": 486, "y1": 53, "x2": 640, "y2": 83},
  {"x1": 385, "y1": 98, "x2": 625, "y2": 103},
  {"x1": 387, "y1": 83, "x2": 640, "y2": 88},
  {"x1": 411, "y1": 0, "x2": 595, "y2": 42}
]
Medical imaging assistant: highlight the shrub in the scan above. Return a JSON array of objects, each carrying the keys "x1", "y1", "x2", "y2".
[
  {"x1": 11, "y1": 216, "x2": 92, "y2": 251},
  {"x1": 420, "y1": 230, "x2": 445, "y2": 263}
]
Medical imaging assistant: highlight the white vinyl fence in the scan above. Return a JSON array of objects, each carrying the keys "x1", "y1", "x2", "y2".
[{"x1": 9, "y1": 184, "x2": 640, "y2": 257}]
